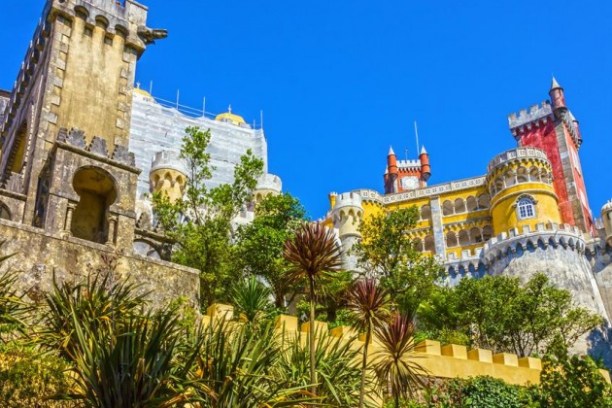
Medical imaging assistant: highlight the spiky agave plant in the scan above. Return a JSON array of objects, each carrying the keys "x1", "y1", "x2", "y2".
[
  {"x1": 64, "y1": 305, "x2": 195, "y2": 408},
  {"x1": 189, "y1": 318, "x2": 314, "y2": 407},
  {"x1": 283, "y1": 222, "x2": 342, "y2": 395},
  {"x1": 0, "y1": 241, "x2": 30, "y2": 341},
  {"x1": 372, "y1": 314, "x2": 426, "y2": 408},
  {"x1": 37, "y1": 272, "x2": 147, "y2": 360},
  {"x1": 276, "y1": 325, "x2": 364, "y2": 407},
  {"x1": 346, "y1": 278, "x2": 390, "y2": 408}
]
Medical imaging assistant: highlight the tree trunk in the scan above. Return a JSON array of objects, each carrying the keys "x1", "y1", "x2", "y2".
[
  {"x1": 309, "y1": 276, "x2": 317, "y2": 396},
  {"x1": 358, "y1": 323, "x2": 371, "y2": 408}
]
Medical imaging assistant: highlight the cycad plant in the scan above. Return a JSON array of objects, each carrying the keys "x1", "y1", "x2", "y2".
[
  {"x1": 38, "y1": 273, "x2": 147, "y2": 360},
  {"x1": 0, "y1": 271, "x2": 30, "y2": 341},
  {"x1": 346, "y1": 278, "x2": 390, "y2": 408},
  {"x1": 276, "y1": 326, "x2": 363, "y2": 406},
  {"x1": 284, "y1": 222, "x2": 342, "y2": 395},
  {"x1": 230, "y1": 276, "x2": 272, "y2": 323},
  {"x1": 189, "y1": 318, "x2": 314, "y2": 407},
  {"x1": 372, "y1": 314, "x2": 426, "y2": 408}
]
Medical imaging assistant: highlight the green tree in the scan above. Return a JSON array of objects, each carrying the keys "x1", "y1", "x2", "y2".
[
  {"x1": 539, "y1": 351, "x2": 612, "y2": 408},
  {"x1": 235, "y1": 193, "x2": 306, "y2": 308},
  {"x1": 419, "y1": 273, "x2": 602, "y2": 356},
  {"x1": 284, "y1": 222, "x2": 343, "y2": 396},
  {"x1": 354, "y1": 207, "x2": 444, "y2": 319},
  {"x1": 346, "y1": 278, "x2": 390, "y2": 408},
  {"x1": 152, "y1": 126, "x2": 264, "y2": 308}
]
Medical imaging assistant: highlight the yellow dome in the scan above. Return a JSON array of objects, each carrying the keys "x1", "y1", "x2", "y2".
[
  {"x1": 133, "y1": 88, "x2": 152, "y2": 98},
  {"x1": 215, "y1": 106, "x2": 246, "y2": 126}
]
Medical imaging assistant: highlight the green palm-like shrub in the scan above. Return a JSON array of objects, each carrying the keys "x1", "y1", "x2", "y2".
[
  {"x1": 276, "y1": 327, "x2": 367, "y2": 407},
  {"x1": 231, "y1": 276, "x2": 272, "y2": 323},
  {"x1": 188, "y1": 318, "x2": 314, "y2": 407}
]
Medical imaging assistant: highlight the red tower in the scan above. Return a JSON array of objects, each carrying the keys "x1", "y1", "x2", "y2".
[
  {"x1": 383, "y1": 146, "x2": 431, "y2": 194},
  {"x1": 507, "y1": 78, "x2": 594, "y2": 235}
]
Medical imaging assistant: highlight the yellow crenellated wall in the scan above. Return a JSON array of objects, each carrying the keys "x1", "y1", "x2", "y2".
[{"x1": 203, "y1": 303, "x2": 611, "y2": 404}]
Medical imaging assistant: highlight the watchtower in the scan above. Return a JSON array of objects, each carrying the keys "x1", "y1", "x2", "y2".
[{"x1": 0, "y1": 0, "x2": 165, "y2": 244}]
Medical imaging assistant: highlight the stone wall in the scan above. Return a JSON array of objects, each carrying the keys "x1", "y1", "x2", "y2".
[{"x1": 0, "y1": 219, "x2": 199, "y2": 306}]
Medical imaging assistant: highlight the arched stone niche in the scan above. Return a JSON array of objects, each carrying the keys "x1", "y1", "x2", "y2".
[{"x1": 70, "y1": 166, "x2": 117, "y2": 244}]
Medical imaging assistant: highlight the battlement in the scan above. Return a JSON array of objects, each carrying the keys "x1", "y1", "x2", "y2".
[
  {"x1": 56, "y1": 128, "x2": 136, "y2": 167},
  {"x1": 150, "y1": 150, "x2": 188, "y2": 176},
  {"x1": 203, "y1": 303, "x2": 612, "y2": 389},
  {"x1": 508, "y1": 101, "x2": 553, "y2": 131},
  {"x1": 256, "y1": 173, "x2": 282, "y2": 193},
  {"x1": 396, "y1": 158, "x2": 421, "y2": 170},
  {"x1": 482, "y1": 222, "x2": 585, "y2": 264},
  {"x1": 333, "y1": 191, "x2": 363, "y2": 210},
  {"x1": 487, "y1": 147, "x2": 549, "y2": 173}
]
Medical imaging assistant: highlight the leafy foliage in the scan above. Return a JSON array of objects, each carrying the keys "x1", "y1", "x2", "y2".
[
  {"x1": 152, "y1": 126, "x2": 264, "y2": 308},
  {"x1": 419, "y1": 273, "x2": 602, "y2": 356},
  {"x1": 354, "y1": 207, "x2": 444, "y2": 319},
  {"x1": 235, "y1": 193, "x2": 306, "y2": 308},
  {"x1": 231, "y1": 276, "x2": 273, "y2": 323},
  {"x1": 423, "y1": 376, "x2": 536, "y2": 408},
  {"x1": 539, "y1": 352, "x2": 612, "y2": 408},
  {"x1": 276, "y1": 327, "x2": 366, "y2": 407}
]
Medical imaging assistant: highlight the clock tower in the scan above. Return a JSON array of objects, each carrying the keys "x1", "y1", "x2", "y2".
[{"x1": 384, "y1": 146, "x2": 431, "y2": 194}]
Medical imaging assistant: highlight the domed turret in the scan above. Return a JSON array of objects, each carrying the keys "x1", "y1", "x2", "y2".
[
  {"x1": 486, "y1": 147, "x2": 561, "y2": 235},
  {"x1": 253, "y1": 173, "x2": 282, "y2": 203},
  {"x1": 149, "y1": 151, "x2": 188, "y2": 203},
  {"x1": 602, "y1": 200, "x2": 612, "y2": 246}
]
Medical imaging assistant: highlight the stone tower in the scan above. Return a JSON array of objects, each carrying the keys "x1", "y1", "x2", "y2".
[
  {"x1": 150, "y1": 151, "x2": 188, "y2": 204},
  {"x1": 0, "y1": 0, "x2": 165, "y2": 241},
  {"x1": 603, "y1": 201, "x2": 612, "y2": 247},
  {"x1": 331, "y1": 192, "x2": 364, "y2": 272},
  {"x1": 508, "y1": 78, "x2": 595, "y2": 235}
]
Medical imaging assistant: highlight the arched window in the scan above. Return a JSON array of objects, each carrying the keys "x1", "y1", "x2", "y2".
[
  {"x1": 482, "y1": 225, "x2": 493, "y2": 242},
  {"x1": 454, "y1": 198, "x2": 466, "y2": 213},
  {"x1": 466, "y1": 196, "x2": 478, "y2": 212},
  {"x1": 477, "y1": 194, "x2": 490, "y2": 209},
  {"x1": 446, "y1": 231, "x2": 458, "y2": 248},
  {"x1": 421, "y1": 205, "x2": 431, "y2": 221},
  {"x1": 517, "y1": 196, "x2": 536, "y2": 220},
  {"x1": 424, "y1": 235, "x2": 435, "y2": 253},
  {"x1": 458, "y1": 230, "x2": 470, "y2": 246},
  {"x1": 442, "y1": 200, "x2": 454, "y2": 216},
  {"x1": 470, "y1": 227, "x2": 483, "y2": 244},
  {"x1": 516, "y1": 166, "x2": 528, "y2": 183},
  {"x1": 529, "y1": 167, "x2": 540, "y2": 182}
]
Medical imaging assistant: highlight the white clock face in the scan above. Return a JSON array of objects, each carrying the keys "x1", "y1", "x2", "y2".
[{"x1": 401, "y1": 176, "x2": 419, "y2": 190}]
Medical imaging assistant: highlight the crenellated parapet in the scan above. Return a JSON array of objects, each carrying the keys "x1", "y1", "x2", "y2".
[
  {"x1": 482, "y1": 222, "x2": 586, "y2": 264},
  {"x1": 57, "y1": 127, "x2": 136, "y2": 167},
  {"x1": 508, "y1": 102, "x2": 554, "y2": 137},
  {"x1": 203, "y1": 303, "x2": 611, "y2": 392},
  {"x1": 253, "y1": 173, "x2": 282, "y2": 203}
]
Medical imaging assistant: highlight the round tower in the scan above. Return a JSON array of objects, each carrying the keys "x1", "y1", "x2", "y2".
[
  {"x1": 419, "y1": 145, "x2": 431, "y2": 182},
  {"x1": 549, "y1": 77, "x2": 567, "y2": 112},
  {"x1": 486, "y1": 147, "x2": 561, "y2": 236},
  {"x1": 331, "y1": 192, "x2": 364, "y2": 271},
  {"x1": 149, "y1": 151, "x2": 188, "y2": 203},
  {"x1": 253, "y1": 173, "x2": 282, "y2": 204},
  {"x1": 602, "y1": 200, "x2": 612, "y2": 247}
]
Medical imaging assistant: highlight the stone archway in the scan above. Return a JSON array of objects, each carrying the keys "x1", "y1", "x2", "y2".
[{"x1": 71, "y1": 167, "x2": 117, "y2": 244}]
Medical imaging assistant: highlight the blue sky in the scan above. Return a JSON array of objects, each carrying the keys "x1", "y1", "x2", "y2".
[{"x1": 1, "y1": 1, "x2": 611, "y2": 219}]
